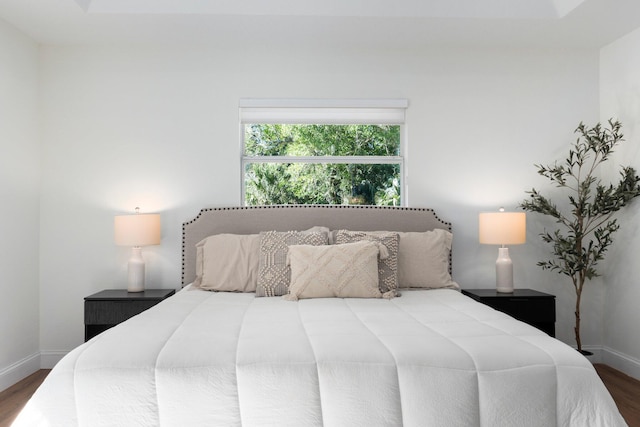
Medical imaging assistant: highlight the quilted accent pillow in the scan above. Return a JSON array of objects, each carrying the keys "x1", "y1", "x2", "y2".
[
  {"x1": 193, "y1": 234, "x2": 260, "y2": 292},
  {"x1": 335, "y1": 230, "x2": 400, "y2": 295},
  {"x1": 256, "y1": 230, "x2": 328, "y2": 297},
  {"x1": 397, "y1": 229, "x2": 458, "y2": 289},
  {"x1": 284, "y1": 240, "x2": 388, "y2": 301}
]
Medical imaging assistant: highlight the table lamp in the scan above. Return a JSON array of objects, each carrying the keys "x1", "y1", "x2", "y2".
[
  {"x1": 479, "y1": 209, "x2": 526, "y2": 293},
  {"x1": 114, "y1": 207, "x2": 161, "y2": 292}
]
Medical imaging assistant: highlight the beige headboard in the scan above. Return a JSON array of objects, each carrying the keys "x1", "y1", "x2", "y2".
[{"x1": 181, "y1": 205, "x2": 452, "y2": 286}]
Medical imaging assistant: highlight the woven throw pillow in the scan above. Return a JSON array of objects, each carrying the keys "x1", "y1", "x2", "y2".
[
  {"x1": 256, "y1": 230, "x2": 328, "y2": 297},
  {"x1": 284, "y1": 240, "x2": 387, "y2": 301},
  {"x1": 335, "y1": 230, "x2": 400, "y2": 295}
]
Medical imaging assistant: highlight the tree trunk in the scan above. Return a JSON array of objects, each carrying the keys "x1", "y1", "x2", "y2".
[
  {"x1": 575, "y1": 295, "x2": 582, "y2": 352},
  {"x1": 574, "y1": 276, "x2": 584, "y2": 352}
]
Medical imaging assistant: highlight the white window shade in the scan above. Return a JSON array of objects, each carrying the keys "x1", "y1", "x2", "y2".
[{"x1": 240, "y1": 99, "x2": 408, "y2": 125}]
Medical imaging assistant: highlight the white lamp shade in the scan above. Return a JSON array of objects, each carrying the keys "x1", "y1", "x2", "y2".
[
  {"x1": 114, "y1": 213, "x2": 161, "y2": 247},
  {"x1": 479, "y1": 212, "x2": 526, "y2": 245}
]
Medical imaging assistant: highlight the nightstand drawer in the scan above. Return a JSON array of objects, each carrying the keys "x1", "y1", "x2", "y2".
[
  {"x1": 84, "y1": 289, "x2": 175, "y2": 341},
  {"x1": 487, "y1": 297, "x2": 555, "y2": 324},
  {"x1": 84, "y1": 299, "x2": 161, "y2": 324},
  {"x1": 462, "y1": 289, "x2": 556, "y2": 336}
]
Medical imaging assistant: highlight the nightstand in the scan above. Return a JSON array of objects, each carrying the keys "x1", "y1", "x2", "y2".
[
  {"x1": 461, "y1": 288, "x2": 556, "y2": 337},
  {"x1": 84, "y1": 289, "x2": 175, "y2": 341}
]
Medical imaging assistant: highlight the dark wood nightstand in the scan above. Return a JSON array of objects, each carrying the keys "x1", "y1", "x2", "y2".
[
  {"x1": 461, "y1": 288, "x2": 556, "y2": 337},
  {"x1": 84, "y1": 289, "x2": 175, "y2": 341}
]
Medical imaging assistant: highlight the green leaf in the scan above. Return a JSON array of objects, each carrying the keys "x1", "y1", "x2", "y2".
[{"x1": 519, "y1": 119, "x2": 640, "y2": 287}]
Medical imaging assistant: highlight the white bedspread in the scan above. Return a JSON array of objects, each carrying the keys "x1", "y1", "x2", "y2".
[{"x1": 14, "y1": 289, "x2": 626, "y2": 427}]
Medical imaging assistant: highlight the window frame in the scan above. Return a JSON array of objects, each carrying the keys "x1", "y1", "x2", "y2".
[{"x1": 239, "y1": 98, "x2": 408, "y2": 206}]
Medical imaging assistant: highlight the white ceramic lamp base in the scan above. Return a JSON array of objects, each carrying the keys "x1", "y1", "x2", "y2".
[
  {"x1": 127, "y1": 246, "x2": 145, "y2": 293},
  {"x1": 495, "y1": 247, "x2": 514, "y2": 293}
]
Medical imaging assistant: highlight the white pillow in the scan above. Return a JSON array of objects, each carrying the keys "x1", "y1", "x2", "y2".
[
  {"x1": 284, "y1": 240, "x2": 390, "y2": 301},
  {"x1": 194, "y1": 234, "x2": 260, "y2": 292},
  {"x1": 396, "y1": 229, "x2": 458, "y2": 289}
]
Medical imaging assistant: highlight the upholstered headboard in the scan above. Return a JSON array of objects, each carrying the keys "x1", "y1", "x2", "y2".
[{"x1": 181, "y1": 205, "x2": 452, "y2": 286}]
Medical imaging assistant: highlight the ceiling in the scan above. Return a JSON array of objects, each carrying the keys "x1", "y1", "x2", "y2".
[
  {"x1": 74, "y1": 0, "x2": 585, "y2": 19},
  {"x1": 0, "y1": 0, "x2": 639, "y2": 49}
]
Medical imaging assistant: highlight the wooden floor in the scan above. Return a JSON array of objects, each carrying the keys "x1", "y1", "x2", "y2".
[
  {"x1": 595, "y1": 364, "x2": 640, "y2": 427},
  {"x1": 0, "y1": 370, "x2": 50, "y2": 427},
  {"x1": 0, "y1": 365, "x2": 638, "y2": 426}
]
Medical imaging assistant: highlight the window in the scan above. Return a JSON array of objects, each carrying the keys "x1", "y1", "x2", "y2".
[{"x1": 240, "y1": 99, "x2": 407, "y2": 206}]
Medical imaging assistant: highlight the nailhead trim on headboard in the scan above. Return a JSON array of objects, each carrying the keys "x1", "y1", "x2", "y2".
[{"x1": 181, "y1": 205, "x2": 452, "y2": 286}]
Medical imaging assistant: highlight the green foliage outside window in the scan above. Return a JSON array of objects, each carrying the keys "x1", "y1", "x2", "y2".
[{"x1": 244, "y1": 124, "x2": 401, "y2": 205}]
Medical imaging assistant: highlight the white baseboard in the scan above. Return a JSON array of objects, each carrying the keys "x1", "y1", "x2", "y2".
[
  {"x1": 0, "y1": 352, "x2": 40, "y2": 393},
  {"x1": 0, "y1": 350, "x2": 69, "y2": 392},
  {"x1": 40, "y1": 351, "x2": 68, "y2": 369},
  {"x1": 580, "y1": 345, "x2": 640, "y2": 380},
  {"x1": 602, "y1": 346, "x2": 640, "y2": 381}
]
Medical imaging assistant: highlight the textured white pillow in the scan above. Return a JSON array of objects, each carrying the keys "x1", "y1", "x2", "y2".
[
  {"x1": 285, "y1": 240, "x2": 389, "y2": 301},
  {"x1": 194, "y1": 234, "x2": 260, "y2": 292},
  {"x1": 397, "y1": 229, "x2": 458, "y2": 289}
]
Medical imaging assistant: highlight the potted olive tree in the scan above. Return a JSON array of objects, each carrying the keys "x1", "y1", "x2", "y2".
[{"x1": 520, "y1": 120, "x2": 640, "y2": 354}]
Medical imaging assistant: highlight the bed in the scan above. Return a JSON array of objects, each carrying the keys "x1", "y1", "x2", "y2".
[{"x1": 14, "y1": 205, "x2": 626, "y2": 426}]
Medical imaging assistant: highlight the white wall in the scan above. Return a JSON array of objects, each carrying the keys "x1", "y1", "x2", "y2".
[
  {"x1": 38, "y1": 44, "x2": 601, "y2": 358},
  {"x1": 600, "y1": 29, "x2": 640, "y2": 378},
  {"x1": 0, "y1": 18, "x2": 41, "y2": 391}
]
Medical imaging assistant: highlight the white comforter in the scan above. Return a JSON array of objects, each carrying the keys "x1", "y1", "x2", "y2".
[{"x1": 14, "y1": 289, "x2": 626, "y2": 427}]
